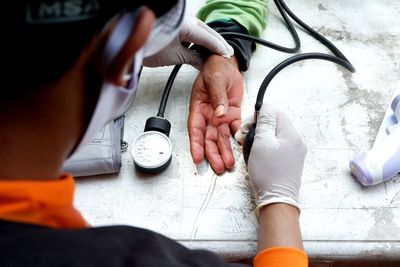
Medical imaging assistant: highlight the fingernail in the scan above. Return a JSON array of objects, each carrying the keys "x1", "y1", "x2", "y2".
[{"x1": 215, "y1": 105, "x2": 226, "y2": 117}]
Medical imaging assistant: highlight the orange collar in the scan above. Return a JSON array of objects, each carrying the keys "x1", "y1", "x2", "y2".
[{"x1": 0, "y1": 174, "x2": 88, "y2": 228}]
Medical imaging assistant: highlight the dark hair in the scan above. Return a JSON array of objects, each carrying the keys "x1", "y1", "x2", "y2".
[{"x1": 2, "y1": 0, "x2": 178, "y2": 106}]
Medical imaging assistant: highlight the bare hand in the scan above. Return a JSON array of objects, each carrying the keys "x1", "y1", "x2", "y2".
[{"x1": 188, "y1": 55, "x2": 243, "y2": 174}]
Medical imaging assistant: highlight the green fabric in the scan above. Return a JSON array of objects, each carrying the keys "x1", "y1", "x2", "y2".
[{"x1": 197, "y1": 0, "x2": 267, "y2": 37}]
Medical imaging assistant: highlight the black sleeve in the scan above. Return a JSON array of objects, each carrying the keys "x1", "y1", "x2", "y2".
[
  {"x1": 193, "y1": 19, "x2": 255, "y2": 72},
  {"x1": 208, "y1": 19, "x2": 255, "y2": 72},
  {"x1": 0, "y1": 220, "x2": 247, "y2": 267}
]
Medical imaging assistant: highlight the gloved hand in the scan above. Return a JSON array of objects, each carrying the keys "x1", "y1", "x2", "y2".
[
  {"x1": 143, "y1": 17, "x2": 234, "y2": 68},
  {"x1": 235, "y1": 105, "x2": 307, "y2": 217}
]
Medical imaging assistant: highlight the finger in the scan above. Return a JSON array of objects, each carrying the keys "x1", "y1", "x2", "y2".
[
  {"x1": 188, "y1": 109, "x2": 206, "y2": 165},
  {"x1": 217, "y1": 124, "x2": 235, "y2": 170},
  {"x1": 237, "y1": 114, "x2": 254, "y2": 131},
  {"x1": 181, "y1": 18, "x2": 233, "y2": 58},
  {"x1": 194, "y1": 19, "x2": 234, "y2": 57},
  {"x1": 255, "y1": 105, "x2": 277, "y2": 138},
  {"x1": 205, "y1": 125, "x2": 225, "y2": 174},
  {"x1": 234, "y1": 131, "x2": 245, "y2": 145},
  {"x1": 230, "y1": 118, "x2": 242, "y2": 135},
  {"x1": 189, "y1": 127, "x2": 205, "y2": 164},
  {"x1": 233, "y1": 112, "x2": 249, "y2": 145},
  {"x1": 203, "y1": 72, "x2": 229, "y2": 118},
  {"x1": 275, "y1": 110, "x2": 302, "y2": 141},
  {"x1": 174, "y1": 46, "x2": 203, "y2": 68},
  {"x1": 252, "y1": 105, "x2": 280, "y2": 149},
  {"x1": 144, "y1": 46, "x2": 203, "y2": 68}
]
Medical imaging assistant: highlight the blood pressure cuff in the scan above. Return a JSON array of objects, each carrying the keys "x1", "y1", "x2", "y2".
[
  {"x1": 193, "y1": 19, "x2": 255, "y2": 72},
  {"x1": 62, "y1": 117, "x2": 125, "y2": 177}
]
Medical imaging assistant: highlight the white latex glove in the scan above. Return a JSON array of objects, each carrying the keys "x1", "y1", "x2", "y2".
[
  {"x1": 143, "y1": 17, "x2": 234, "y2": 68},
  {"x1": 234, "y1": 114, "x2": 255, "y2": 146},
  {"x1": 236, "y1": 105, "x2": 307, "y2": 217}
]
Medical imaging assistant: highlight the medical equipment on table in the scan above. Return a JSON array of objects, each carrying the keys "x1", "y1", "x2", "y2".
[
  {"x1": 131, "y1": 63, "x2": 181, "y2": 172},
  {"x1": 132, "y1": 116, "x2": 173, "y2": 173},
  {"x1": 350, "y1": 83, "x2": 400, "y2": 186},
  {"x1": 63, "y1": 117, "x2": 126, "y2": 177},
  {"x1": 132, "y1": 0, "x2": 355, "y2": 172}
]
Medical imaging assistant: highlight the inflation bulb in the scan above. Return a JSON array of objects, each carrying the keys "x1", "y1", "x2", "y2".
[{"x1": 243, "y1": 123, "x2": 256, "y2": 165}]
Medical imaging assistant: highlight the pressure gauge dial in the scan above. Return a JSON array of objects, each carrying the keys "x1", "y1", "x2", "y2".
[{"x1": 132, "y1": 131, "x2": 172, "y2": 173}]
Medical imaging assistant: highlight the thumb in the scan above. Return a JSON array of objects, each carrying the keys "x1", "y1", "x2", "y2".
[
  {"x1": 204, "y1": 72, "x2": 229, "y2": 118},
  {"x1": 181, "y1": 17, "x2": 233, "y2": 58},
  {"x1": 254, "y1": 105, "x2": 278, "y2": 146},
  {"x1": 175, "y1": 46, "x2": 203, "y2": 68},
  {"x1": 275, "y1": 110, "x2": 302, "y2": 142},
  {"x1": 234, "y1": 114, "x2": 255, "y2": 145}
]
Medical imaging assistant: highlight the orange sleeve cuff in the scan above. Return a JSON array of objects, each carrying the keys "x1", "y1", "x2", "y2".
[{"x1": 253, "y1": 247, "x2": 308, "y2": 267}]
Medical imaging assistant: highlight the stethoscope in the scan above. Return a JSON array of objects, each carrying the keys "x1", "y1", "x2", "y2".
[{"x1": 131, "y1": 0, "x2": 355, "y2": 173}]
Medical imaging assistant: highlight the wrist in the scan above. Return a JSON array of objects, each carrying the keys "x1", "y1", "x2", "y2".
[
  {"x1": 259, "y1": 203, "x2": 299, "y2": 218},
  {"x1": 257, "y1": 203, "x2": 303, "y2": 251},
  {"x1": 253, "y1": 190, "x2": 300, "y2": 219},
  {"x1": 205, "y1": 19, "x2": 254, "y2": 71},
  {"x1": 205, "y1": 54, "x2": 239, "y2": 70},
  {"x1": 228, "y1": 55, "x2": 239, "y2": 70}
]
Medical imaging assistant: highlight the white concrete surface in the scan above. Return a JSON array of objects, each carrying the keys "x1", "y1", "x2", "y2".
[{"x1": 74, "y1": 0, "x2": 400, "y2": 260}]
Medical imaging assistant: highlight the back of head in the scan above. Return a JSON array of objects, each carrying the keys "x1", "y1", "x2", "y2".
[{"x1": 2, "y1": 0, "x2": 178, "y2": 109}]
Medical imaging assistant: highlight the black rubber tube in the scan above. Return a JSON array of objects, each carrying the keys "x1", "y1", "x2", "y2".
[
  {"x1": 157, "y1": 64, "x2": 182, "y2": 117},
  {"x1": 255, "y1": 53, "x2": 356, "y2": 112}
]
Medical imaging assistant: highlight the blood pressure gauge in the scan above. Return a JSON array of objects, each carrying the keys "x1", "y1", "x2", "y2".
[{"x1": 132, "y1": 116, "x2": 172, "y2": 173}]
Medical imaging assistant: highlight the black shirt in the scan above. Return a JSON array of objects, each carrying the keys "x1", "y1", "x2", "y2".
[{"x1": 0, "y1": 220, "x2": 246, "y2": 267}]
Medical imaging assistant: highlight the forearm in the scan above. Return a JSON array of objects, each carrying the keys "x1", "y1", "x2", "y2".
[
  {"x1": 258, "y1": 203, "x2": 303, "y2": 251},
  {"x1": 197, "y1": 0, "x2": 267, "y2": 71},
  {"x1": 197, "y1": 0, "x2": 267, "y2": 37},
  {"x1": 240, "y1": 107, "x2": 308, "y2": 266}
]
